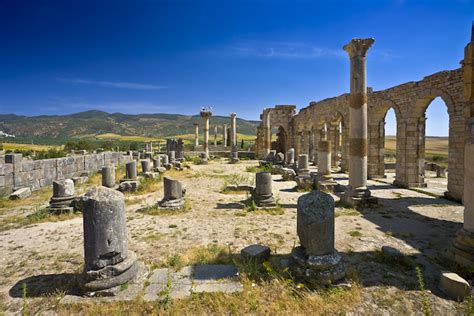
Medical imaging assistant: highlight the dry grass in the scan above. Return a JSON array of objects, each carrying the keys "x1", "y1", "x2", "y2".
[
  {"x1": 0, "y1": 187, "x2": 51, "y2": 212},
  {"x1": 2, "y1": 142, "x2": 61, "y2": 151},
  {"x1": 95, "y1": 133, "x2": 165, "y2": 142},
  {"x1": 385, "y1": 136, "x2": 448, "y2": 158}
]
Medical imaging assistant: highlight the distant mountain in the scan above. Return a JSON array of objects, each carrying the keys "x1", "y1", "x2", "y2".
[{"x1": 0, "y1": 110, "x2": 260, "y2": 144}]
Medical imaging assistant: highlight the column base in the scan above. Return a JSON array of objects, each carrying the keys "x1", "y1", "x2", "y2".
[
  {"x1": 449, "y1": 229, "x2": 474, "y2": 268},
  {"x1": 392, "y1": 180, "x2": 427, "y2": 188},
  {"x1": 341, "y1": 186, "x2": 378, "y2": 207}
]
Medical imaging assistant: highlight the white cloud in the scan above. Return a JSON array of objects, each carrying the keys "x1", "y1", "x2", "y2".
[{"x1": 57, "y1": 78, "x2": 166, "y2": 90}]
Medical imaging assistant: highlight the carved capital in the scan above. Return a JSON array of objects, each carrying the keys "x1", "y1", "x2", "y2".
[{"x1": 343, "y1": 38, "x2": 375, "y2": 58}]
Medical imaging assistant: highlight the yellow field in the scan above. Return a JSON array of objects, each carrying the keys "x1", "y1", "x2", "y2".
[
  {"x1": 1, "y1": 142, "x2": 61, "y2": 151},
  {"x1": 95, "y1": 133, "x2": 165, "y2": 142},
  {"x1": 385, "y1": 136, "x2": 448, "y2": 157}
]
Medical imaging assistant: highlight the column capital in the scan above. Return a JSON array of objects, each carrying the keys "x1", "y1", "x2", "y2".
[
  {"x1": 230, "y1": 112, "x2": 237, "y2": 118},
  {"x1": 193, "y1": 123, "x2": 199, "y2": 127},
  {"x1": 343, "y1": 38, "x2": 375, "y2": 58}
]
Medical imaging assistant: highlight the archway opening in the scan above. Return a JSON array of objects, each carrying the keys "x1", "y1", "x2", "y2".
[
  {"x1": 423, "y1": 97, "x2": 449, "y2": 193},
  {"x1": 384, "y1": 107, "x2": 397, "y2": 179},
  {"x1": 270, "y1": 126, "x2": 287, "y2": 154}
]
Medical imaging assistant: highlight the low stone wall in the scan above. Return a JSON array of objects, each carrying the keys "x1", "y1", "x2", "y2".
[{"x1": 0, "y1": 152, "x2": 132, "y2": 197}]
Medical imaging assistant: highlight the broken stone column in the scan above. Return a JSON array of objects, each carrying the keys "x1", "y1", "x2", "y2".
[
  {"x1": 125, "y1": 161, "x2": 137, "y2": 180},
  {"x1": 251, "y1": 172, "x2": 276, "y2": 207},
  {"x1": 49, "y1": 179, "x2": 75, "y2": 214},
  {"x1": 158, "y1": 177, "x2": 185, "y2": 209},
  {"x1": 297, "y1": 154, "x2": 309, "y2": 176},
  {"x1": 153, "y1": 157, "x2": 161, "y2": 169},
  {"x1": 141, "y1": 159, "x2": 151, "y2": 173},
  {"x1": 290, "y1": 190, "x2": 345, "y2": 286},
  {"x1": 101, "y1": 165, "x2": 115, "y2": 188},
  {"x1": 223, "y1": 124, "x2": 228, "y2": 147},
  {"x1": 436, "y1": 165, "x2": 447, "y2": 178},
  {"x1": 194, "y1": 123, "x2": 199, "y2": 147},
  {"x1": 318, "y1": 140, "x2": 332, "y2": 176},
  {"x1": 80, "y1": 186, "x2": 139, "y2": 293},
  {"x1": 343, "y1": 38, "x2": 375, "y2": 204},
  {"x1": 285, "y1": 148, "x2": 295, "y2": 166},
  {"x1": 200, "y1": 109, "x2": 212, "y2": 159}
]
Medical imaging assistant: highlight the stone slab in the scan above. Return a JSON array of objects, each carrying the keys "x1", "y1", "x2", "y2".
[
  {"x1": 439, "y1": 271, "x2": 471, "y2": 301},
  {"x1": 9, "y1": 187, "x2": 31, "y2": 200}
]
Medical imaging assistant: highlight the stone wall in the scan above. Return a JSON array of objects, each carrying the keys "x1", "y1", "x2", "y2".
[
  {"x1": 257, "y1": 68, "x2": 466, "y2": 201},
  {"x1": 0, "y1": 152, "x2": 132, "y2": 196}
]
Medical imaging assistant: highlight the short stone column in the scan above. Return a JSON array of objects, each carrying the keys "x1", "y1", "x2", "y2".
[
  {"x1": 200, "y1": 109, "x2": 212, "y2": 159},
  {"x1": 297, "y1": 154, "x2": 309, "y2": 176},
  {"x1": 194, "y1": 123, "x2": 199, "y2": 147},
  {"x1": 317, "y1": 140, "x2": 332, "y2": 176},
  {"x1": 80, "y1": 187, "x2": 139, "y2": 293},
  {"x1": 343, "y1": 38, "x2": 375, "y2": 203},
  {"x1": 49, "y1": 179, "x2": 75, "y2": 214},
  {"x1": 251, "y1": 172, "x2": 276, "y2": 207},
  {"x1": 290, "y1": 190, "x2": 345, "y2": 286},
  {"x1": 285, "y1": 148, "x2": 295, "y2": 166},
  {"x1": 101, "y1": 165, "x2": 115, "y2": 188},
  {"x1": 223, "y1": 124, "x2": 228, "y2": 147},
  {"x1": 158, "y1": 177, "x2": 185, "y2": 209},
  {"x1": 168, "y1": 151, "x2": 176, "y2": 163},
  {"x1": 141, "y1": 160, "x2": 151, "y2": 173},
  {"x1": 125, "y1": 161, "x2": 137, "y2": 180},
  {"x1": 153, "y1": 157, "x2": 161, "y2": 169}
]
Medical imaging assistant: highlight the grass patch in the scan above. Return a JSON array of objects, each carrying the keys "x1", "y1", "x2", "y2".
[
  {"x1": 0, "y1": 207, "x2": 79, "y2": 232},
  {"x1": 138, "y1": 198, "x2": 192, "y2": 216},
  {"x1": 348, "y1": 230, "x2": 363, "y2": 237},
  {"x1": 245, "y1": 162, "x2": 272, "y2": 174},
  {"x1": 335, "y1": 207, "x2": 361, "y2": 217}
]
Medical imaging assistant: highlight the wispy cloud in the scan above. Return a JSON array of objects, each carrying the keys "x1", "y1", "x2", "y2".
[
  {"x1": 228, "y1": 41, "x2": 345, "y2": 59},
  {"x1": 57, "y1": 78, "x2": 166, "y2": 90}
]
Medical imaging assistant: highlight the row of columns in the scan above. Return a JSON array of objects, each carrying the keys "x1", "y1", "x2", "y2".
[{"x1": 196, "y1": 112, "x2": 238, "y2": 157}]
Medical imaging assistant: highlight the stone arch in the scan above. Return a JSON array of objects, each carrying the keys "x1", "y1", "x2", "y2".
[{"x1": 271, "y1": 125, "x2": 289, "y2": 153}]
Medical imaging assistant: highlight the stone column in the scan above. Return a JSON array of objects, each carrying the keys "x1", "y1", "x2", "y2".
[
  {"x1": 318, "y1": 140, "x2": 332, "y2": 176},
  {"x1": 223, "y1": 124, "x2": 228, "y2": 147},
  {"x1": 200, "y1": 110, "x2": 212, "y2": 158},
  {"x1": 49, "y1": 179, "x2": 75, "y2": 214},
  {"x1": 252, "y1": 172, "x2": 276, "y2": 207},
  {"x1": 297, "y1": 154, "x2": 309, "y2": 176},
  {"x1": 230, "y1": 113, "x2": 237, "y2": 149},
  {"x1": 263, "y1": 110, "x2": 271, "y2": 155},
  {"x1": 214, "y1": 126, "x2": 218, "y2": 146},
  {"x1": 450, "y1": 26, "x2": 474, "y2": 267},
  {"x1": 101, "y1": 165, "x2": 115, "y2": 188},
  {"x1": 158, "y1": 177, "x2": 185, "y2": 209},
  {"x1": 285, "y1": 148, "x2": 295, "y2": 166},
  {"x1": 194, "y1": 123, "x2": 199, "y2": 147},
  {"x1": 80, "y1": 187, "x2": 138, "y2": 292},
  {"x1": 309, "y1": 130, "x2": 315, "y2": 163},
  {"x1": 125, "y1": 161, "x2": 137, "y2": 180},
  {"x1": 343, "y1": 38, "x2": 374, "y2": 200},
  {"x1": 141, "y1": 160, "x2": 150, "y2": 173},
  {"x1": 168, "y1": 151, "x2": 176, "y2": 163}
]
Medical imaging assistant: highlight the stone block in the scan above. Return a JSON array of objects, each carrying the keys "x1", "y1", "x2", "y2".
[
  {"x1": 9, "y1": 187, "x2": 31, "y2": 200},
  {"x1": 241, "y1": 244, "x2": 271, "y2": 263},
  {"x1": 439, "y1": 272, "x2": 471, "y2": 301},
  {"x1": 5, "y1": 153, "x2": 22, "y2": 165}
]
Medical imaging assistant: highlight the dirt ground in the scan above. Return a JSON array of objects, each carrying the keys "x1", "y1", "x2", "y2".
[{"x1": 0, "y1": 159, "x2": 469, "y2": 314}]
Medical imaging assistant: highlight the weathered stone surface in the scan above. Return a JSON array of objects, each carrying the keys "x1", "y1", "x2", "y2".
[
  {"x1": 297, "y1": 154, "x2": 309, "y2": 176},
  {"x1": 439, "y1": 272, "x2": 471, "y2": 301},
  {"x1": 125, "y1": 161, "x2": 137, "y2": 180},
  {"x1": 140, "y1": 160, "x2": 151, "y2": 173},
  {"x1": 252, "y1": 172, "x2": 276, "y2": 207},
  {"x1": 271, "y1": 164, "x2": 283, "y2": 175},
  {"x1": 79, "y1": 186, "x2": 138, "y2": 293},
  {"x1": 285, "y1": 148, "x2": 295, "y2": 165},
  {"x1": 53, "y1": 179, "x2": 75, "y2": 197},
  {"x1": 297, "y1": 190, "x2": 335, "y2": 256},
  {"x1": 9, "y1": 187, "x2": 31, "y2": 200},
  {"x1": 102, "y1": 166, "x2": 116, "y2": 188},
  {"x1": 381, "y1": 246, "x2": 404, "y2": 259},
  {"x1": 281, "y1": 168, "x2": 296, "y2": 181},
  {"x1": 275, "y1": 152, "x2": 285, "y2": 164},
  {"x1": 118, "y1": 180, "x2": 139, "y2": 192},
  {"x1": 241, "y1": 244, "x2": 271, "y2": 262},
  {"x1": 159, "y1": 177, "x2": 185, "y2": 209},
  {"x1": 144, "y1": 265, "x2": 242, "y2": 301},
  {"x1": 295, "y1": 175, "x2": 313, "y2": 191}
]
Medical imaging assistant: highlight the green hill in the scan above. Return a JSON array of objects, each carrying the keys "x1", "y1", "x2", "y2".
[{"x1": 0, "y1": 110, "x2": 259, "y2": 145}]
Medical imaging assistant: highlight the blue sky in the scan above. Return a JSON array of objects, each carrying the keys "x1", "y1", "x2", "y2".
[{"x1": 0, "y1": 0, "x2": 472, "y2": 136}]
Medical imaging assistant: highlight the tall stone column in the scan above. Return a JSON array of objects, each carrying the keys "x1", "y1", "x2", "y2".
[
  {"x1": 193, "y1": 123, "x2": 199, "y2": 147},
  {"x1": 300, "y1": 132, "x2": 305, "y2": 155},
  {"x1": 309, "y1": 130, "x2": 315, "y2": 162},
  {"x1": 200, "y1": 109, "x2": 213, "y2": 158},
  {"x1": 343, "y1": 38, "x2": 374, "y2": 200},
  {"x1": 223, "y1": 124, "x2": 228, "y2": 147},
  {"x1": 451, "y1": 26, "x2": 474, "y2": 267},
  {"x1": 230, "y1": 113, "x2": 237, "y2": 149},
  {"x1": 214, "y1": 125, "x2": 218, "y2": 146},
  {"x1": 263, "y1": 110, "x2": 271, "y2": 155}
]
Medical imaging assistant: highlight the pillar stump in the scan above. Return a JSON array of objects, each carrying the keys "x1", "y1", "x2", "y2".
[
  {"x1": 125, "y1": 161, "x2": 137, "y2": 180},
  {"x1": 251, "y1": 172, "x2": 276, "y2": 207},
  {"x1": 141, "y1": 160, "x2": 150, "y2": 173},
  {"x1": 49, "y1": 179, "x2": 75, "y2": 214},
  {"x1": 158, "y1": 177, "x2": 185, "y2": 209},
  {"x1": 101, "y1": 165, "x2": 115, "y2": 188},
  {"x1": 80, "y1": 187, "x2": 139, "y2": 293},
  {"x1": 317, "y1": 140, "x2": 332, "y2": 177},
  {"x1": 290, "y1": 190, "x2": 345, "y2": 286},
  {"x1": 285, "y1": 148, "x2": 295, "y2": 166},
  {"x1": 297, "y1": 154, "x2": 309, "y2": 176}
]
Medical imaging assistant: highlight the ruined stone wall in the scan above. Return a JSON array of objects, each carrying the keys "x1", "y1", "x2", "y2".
[
  {"x1": 258, "y1": 68, "x2": 466, "y2": 201},
  {"x1": 0, "y1": 152, "x2": 132, "y2": 196}
]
